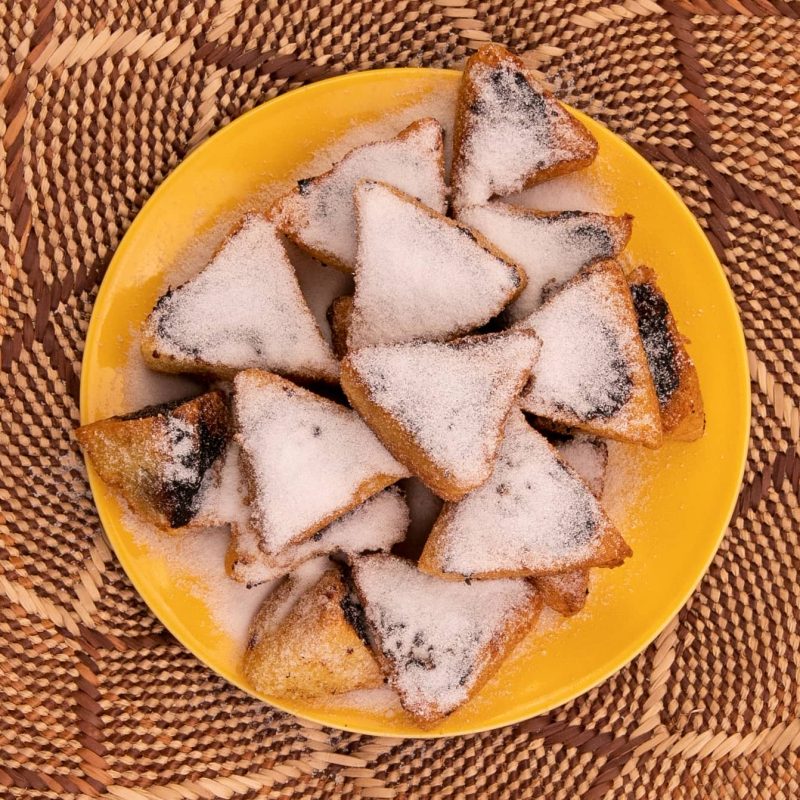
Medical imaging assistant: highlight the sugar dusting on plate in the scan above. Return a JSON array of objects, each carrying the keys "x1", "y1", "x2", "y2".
[
  {"x1": 507, "y1": 170, "x2": 613, "y2": 214},
  {"x1": 122, "y1": 509, "x2": 276, "y2": 654}
]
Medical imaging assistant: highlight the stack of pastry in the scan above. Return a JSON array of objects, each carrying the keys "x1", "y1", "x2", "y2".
[{"x1": 77, "y1": 44, "x2": 704, "y2": 727}]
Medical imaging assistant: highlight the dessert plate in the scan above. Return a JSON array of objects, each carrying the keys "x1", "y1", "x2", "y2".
[{"x1": 80, "y1": 69, "x2": 750, "y2": 737}]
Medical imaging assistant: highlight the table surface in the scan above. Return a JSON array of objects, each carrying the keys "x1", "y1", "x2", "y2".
[{"x1": 1, "y1": 1, "x2": 797, "y2": 798}]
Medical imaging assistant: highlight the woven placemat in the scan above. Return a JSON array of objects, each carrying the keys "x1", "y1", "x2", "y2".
[{"x1": 1, "y1": 1, "x2": 797, "y2": 797}]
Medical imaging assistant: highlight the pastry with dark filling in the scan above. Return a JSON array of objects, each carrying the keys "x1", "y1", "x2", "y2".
[
  {"x1": 452, "y1": 44, "x2": 598, "y2": 211},
  {"x1": 458, "y1": 201, "x2": 633, "y2": 321},
  {"x1": 141, "y1": 215, "x2": 338, "y2": 382},
  {"x1": 517, "y1": 259, "x2": 663, "y2": 448},
  {"x1": 629, "y1": 266, "x2": 705, "y2": 441},
  {"x1": 350, "y1": 553, "x2": 542, "y2": 726},
  {"x1": 76, "y1": 391, "x2": 230, "y2": 531},
  {"x1": 244, "y1": 563, "x2": 384, "y2": 700}
]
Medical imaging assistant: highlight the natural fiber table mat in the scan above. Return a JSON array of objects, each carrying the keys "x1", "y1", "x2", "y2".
[{"x1": 0, "y1": 1, "x2": 796, "y2": 797}]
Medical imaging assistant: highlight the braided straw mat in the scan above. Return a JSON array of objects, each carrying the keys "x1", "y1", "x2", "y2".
[{"x1": 1, "y1": 0, "x2": 797, "y2": 797}]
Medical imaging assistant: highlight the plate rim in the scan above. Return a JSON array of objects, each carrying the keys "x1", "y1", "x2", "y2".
[{"x1": 79, "y1": 66, "x2": 751, "y2": 738}]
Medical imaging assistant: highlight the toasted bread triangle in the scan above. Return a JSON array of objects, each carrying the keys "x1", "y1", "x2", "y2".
[
  {"x1": 350, "y1": 554, "x2": 541, "y2": 725},
  {"x1": 348, "y1": 181, "x2": 527, "y2": 348},
  {"x1": 629, "y1": 266, "x2": 705, "y2": 441},
  {"x1": 233, "y1": 370, "x2": 409, "y2": 554},
  {"x1": 270, "y1": 118, "x2": 447, "y2": 272},
  {"x1": 227, "y1": 487, "x2": 409, "y2": 587},
  {"x1": 76, "y1": 392, "x2": 230, "y2": 530},
  {"x1": 452, "y1": 44, "x2": 598, "y2": 210},
  {"x1": 459, "y1": 202, "x2": 633, "y2": 321},
  {"x1": 244, "y1": 564, "x2": 384, "y2": 699},
  {"x1": 419, "y1": 411, "x2": 631, "y2": 579},
  {"x1": 341, "y1": 331, "x2": 541, "y2": 501},
  {"x1": 142, "y1": 216, "x2": 338, "y2": 382},
  {"x1": 517, "y1": 259, "x2": 663, "y2": 447}
]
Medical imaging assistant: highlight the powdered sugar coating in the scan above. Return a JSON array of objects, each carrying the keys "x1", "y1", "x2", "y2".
[
  {"x1": 194, "y1": 443, "x2": 249, "y2": 527},
  {"x1": 459, "y1": 203, "x2": 628, "y2": 320},
  {"x1": 231, "y1": 487, "x2": 410, "y2": 586},
  {"x1": 428, "y1": 412, "x2": 612, "y2": 576},
  {"x1": 144, "y1": 216, "x2": 338, "y2": 380},
  {"x1": 517, "y1": 264, "x2": 648, "y2": 431},
  {"x1": 352, "y1": 554, "x2": 536, "y2": 721},
  {"x1": 346, "y1": 332, "x2": 540, "y2": 490},
  {"x1": 348, "y1": 182, "x2": 524, "y2": 348},
  {"x1": 271, "y1": 119, "x2": 447, "y2": 270},
  {"x1": 234, "y1": 371, "x2": 409, "y2": 554},
  {"x1": 555, "y1": 436, "x2": 607, "y2": 497},
  {"x1": 455, "y1": 62, "x2": 589, "y2": 209}
]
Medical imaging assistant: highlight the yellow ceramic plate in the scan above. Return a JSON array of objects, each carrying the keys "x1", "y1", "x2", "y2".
[{"x1": 80, "y1": 69, "x2": 750, "y2": 737}]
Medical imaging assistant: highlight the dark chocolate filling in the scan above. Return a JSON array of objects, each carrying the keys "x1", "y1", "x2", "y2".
[
  {"x1": 571, "y1": 224, "x2": 614, "y2": 259},
  {"x1": 338, "y1": 563, "x2": 372, "y2": 647},
  {"x1": 553, "y1": 324, "x2": 632, "y2": 421},
  {"x1": 161, "y1": 409, "x2": 229, "y2": 528},
  {"x1": 630, "y1": 282, "x2": 680, "y2": 406},
  {"x1": 471, "y1": 65, "x2": 549, "y2": 127}
]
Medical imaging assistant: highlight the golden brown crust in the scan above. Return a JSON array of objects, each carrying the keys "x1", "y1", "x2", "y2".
[
  {"x1": 243, "y1": 568, "x2": 384, "y2": 700},
  {"x1": 76, "y1": 392, "x2": 230, "y2": 531},
  {"x1": 452, "y1": 44, "x2": 598, "y2": 211},
  {"x1": 535, "y1": 570, "x2": 590, "y2": 616},
  {"x1": 519, "y1": 259, "x2": 664, "y2": 449},
  {"x1": 340, "y1": 332, "x2": 538, "y2": 501},
  {"x1": 328, "y1": 295, "x2": 353, "y2": 359},
  {"x1": 628, "y1": 266, "x2": 705, "y2": 441},
  {"x1": 268, "y1": 118, "x2": 446, "y2": 273},
  {"x1": 348, "y1": 180, "x2": 528, "y2": 349},
  {"x1": 234, "y1": 369, "x2": 408, "y2": 548}
]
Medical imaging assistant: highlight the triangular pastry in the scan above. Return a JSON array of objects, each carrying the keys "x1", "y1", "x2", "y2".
[
  {"x1": 517, "y1": 259, "x2": 663, "y2": 447},
  {"x1": 234, "y1": 370, "x2": 409, "y2": 554},
  {"x1": 142, "y1": 215, "x2": 338, "y2": 381},
  {"x1": 244, "y1": 563, "x2": 384, "y2": 699},
  {"x1": 350, "y1": 553, "x2": 541, "y2": 725},
  {"x1": 270, "y1": 118, "x2": 447, "y2": 272},
  {"x1": 419, "y1": 411, "x2": 630, "y2": 579},
  {"x1": 227, "y1": 486, "x2": 409, "y2": 587},
  {"x1": 458, "y1": 202, "x2": 632, "y2": 321},
  {"x1": 348, "y1": 181, "x2": 526, "y2": 348},
  {"x1": 452, "y1": 44, "x2": 598, "y2": 211},
  {"x1": 341, "y1": 331, "x2": 540, "y2": 500},
  {"x1": 76, "y1": 392, "x2": 230, "y2": 530}
]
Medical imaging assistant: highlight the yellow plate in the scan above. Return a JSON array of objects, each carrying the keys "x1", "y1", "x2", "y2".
[{"x1": 80, "y1": 69, "x2": 750, "y2": 737}]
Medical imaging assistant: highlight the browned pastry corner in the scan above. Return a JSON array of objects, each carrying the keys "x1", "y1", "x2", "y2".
[{"x1": 629, "y1": 266, "x2": 705, "y2": 441}]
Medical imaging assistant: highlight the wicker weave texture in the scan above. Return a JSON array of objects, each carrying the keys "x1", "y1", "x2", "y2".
[{"x1": 1, "y1": 1, "x2": 798, "y2": 798}]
